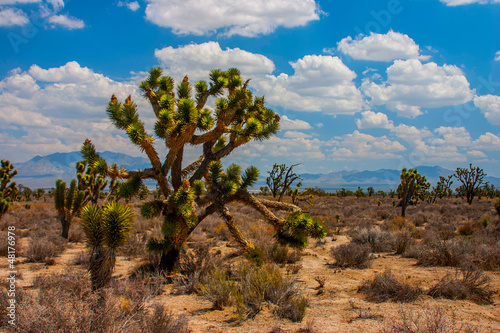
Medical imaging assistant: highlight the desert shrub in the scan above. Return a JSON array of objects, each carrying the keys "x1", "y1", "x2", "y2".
[
  {"x1": 173, "y1": 241, "x2": 223, "y2": 294},
  {"x1": 0, "y1": 231, "x2": 21, "y2": 257},
  {"x1": 201, "y1": 267, "x2": 235, "y2": 310},
  {"x1": 427, "y1": 265, "x2": 494, "y2": 305},
  {"x1": 358, "y1": 270, "x2": 423, "y2": 303},
  {"x1": 393, "y1": 230, "x2": 415, "y2": 255},
  {"x1": 330, "y1": 243, "x2": 371, "y2": 268},
  {"x1": 201, "y1": 263, "x2": 307, "y2": 321},
  {"x1": 415, "y1": 234, "x2": 468, "y2": 267},
  {"x1": 264, "y1": 243, "x2": 302, "y2": 265},
  {"x1": 381, "y1": 307, "x2": 480, "y2": 333},
  {"x1": 72, "y1": 250, "x2": 90, "y2": 266},
  {"x1": 143, "y1": 303, "x2": 191, "y2": 333},
  {"x1": 119, "y1": 233, "x2": 148, "y2": 259},
  {"x1": 9, "y1": 269, "x2": 190, "y2": 333},
  {"x1": 350, "y1": 226, "x2": 394, "y2": 252},
  {"x1": 25, "y1": 234, "x2": 67, "y2": 264},
  {"x1": 274, "y1": 294, "x2": 308, "y2": 322},
  {"x1": 472, "y1": 242, "x2": 500, "y2": 270}
]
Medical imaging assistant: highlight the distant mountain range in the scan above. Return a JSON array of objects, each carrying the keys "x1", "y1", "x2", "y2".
[
  {"x1": 12, "y1": 151, "x2": 500, "y2": 190},
  {"x1": 14, "y1": 151, "x2": 150, "y2": 188}
]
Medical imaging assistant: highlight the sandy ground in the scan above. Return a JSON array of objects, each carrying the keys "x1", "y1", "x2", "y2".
[{"x1": 3, "y1": 233, "x2": 499, "y2": 333}]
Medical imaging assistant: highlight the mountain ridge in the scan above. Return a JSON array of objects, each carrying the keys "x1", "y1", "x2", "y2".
[{"x1": 11, "y1": 151, "x2": 500, "y2": 190}]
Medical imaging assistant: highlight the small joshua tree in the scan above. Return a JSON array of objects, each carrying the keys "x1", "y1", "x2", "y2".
[
  {"x1": 454, "y1": 164, "x2": 487, "y2": 205},
  {"x1": 92, "y1": 67, "x2": 326, "y2": 271},
  {"x1": 0, "y1": 160, "x2": 17, "y2": 221},
  {"x1": 81, "y1": 202, "x2": 134, "y2": 290},
  {"x1": 367, "y1": 187, "x2": 374, "y2": 197},
  {"x1": 266, "y1": 163, "x2": 302, "y2": 202},
  {"x1": 55, "y1": 179, "x2": 85, "y2": 239},
  {"x1": 397, "y1": 168, "x2": 429, "y2": 217}
]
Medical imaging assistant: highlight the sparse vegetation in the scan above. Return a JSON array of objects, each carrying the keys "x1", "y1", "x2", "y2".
[{"x1": 358, "y1": 270, "x2": 423, "y2": 303}]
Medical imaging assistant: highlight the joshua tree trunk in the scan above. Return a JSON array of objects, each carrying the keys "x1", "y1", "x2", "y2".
[{"x1": 160, "y1": 247, "x2": 181, "y2": 272}]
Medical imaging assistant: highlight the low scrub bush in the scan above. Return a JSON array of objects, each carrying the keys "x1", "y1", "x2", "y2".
[
  {"x1": 201, "y1": 263, "x2": 307, "y2": 321},
  {"x1": 381, "y1": 307, "x2": 480, "y2": 333},
  {"x1": 173, "y1": 241, "x2": 223, "y2": 294},
  {"x1": 331, "y1": 243, "x2": 371, "y2": 268},
  {"x1": 350, "y1": 226, "x2": 394, "y2": 252},
  {"x1": 427, "y1": 265, "x2": 494, "y2": 305},
  {"x1": 358, "y1": 270, "x2": 423, "y2": 303},
  {"x1": 25, "y1": 234, "x2": 67, "y2": 264}
]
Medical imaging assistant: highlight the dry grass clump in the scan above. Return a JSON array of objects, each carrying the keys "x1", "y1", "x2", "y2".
[
  {"x1": 172, "y1": 241, "x2": 223, "y2": 294},
  {"x1": 381, "y1": 307, "x2": 480, "y2": 333},
  {"x1": 3, "y1": 269, "x2": 190, "y2": 333},
  {"x1": 427, "y1": 265, "x2": 495, "y2": 305},
  {"x1": 358, "y1": 270, "x2": 423, "y2": 303},
  {"x1": 25, "y1": 233, "x2": 67, "y2": 264},
  {"x1": 330, "y1": 243, "x2": 371, "y2": 268},
  {"x1": 350, "y1": 226, "x2": 395, "y2": 252},
  {"x1": 201, "y1": 263, "x2": 307, "y2": 322},
  {"x1": 406, "y1": 230, "x2": 500, "y2": 270}
]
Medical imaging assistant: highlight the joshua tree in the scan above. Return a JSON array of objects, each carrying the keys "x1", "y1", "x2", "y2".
[
  {"x1": 0, "y1": 160, "x2": 17, "y2": 221},
  {"x1": 397, "y1": 168, "x2": 429, "y2": 217},
  {"x1": 454, "y1": 164, "x2": 486, "y2": 205},
  {"x1": 367, "y1": 187, "x2": 374, "y2": 197},
  {"x1": 81, "y1": 202, "x2": 134, "y2": 291},
  {"x1": 266, "y1": 163, "x2": 302, "y2": 202},
  {"x1": 55, "y1": 179, "x2": 85, "y2": 239},
  {"x1": 77, "y1": 139, "x2": 123, "y2": 204},
  {"x1": 93, "y1": 67, "x2": 326, "y2": 271}
]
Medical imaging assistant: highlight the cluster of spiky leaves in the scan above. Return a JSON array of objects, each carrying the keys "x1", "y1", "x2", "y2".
[
  {"x1": 0, "y1": 160, "x2": 17, "y2": 220},
  {"x1": 54, "y1": 179, "x2": 85, "y2": 238},
  {"x1": 78, "y1": 139, "x2": 126, "y2": 203},
  {"x1": 207, "y1": 161, "x2": 260, "y2": 199},
  {"x1": 275, "y1": 210, "x2": 327, "y2": 249},
  {"x1": 81, "y1": 202, "x2": 134, "y2": 249},
  {"x1": 54, "y1": 179, "x2": 85, "y2": 219},
  {"x1": 81, "y1": 202, "x2": 134, "y2": 290}
]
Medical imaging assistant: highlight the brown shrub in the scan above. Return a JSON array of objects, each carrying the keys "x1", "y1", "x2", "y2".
[
  {"x1": 381, "y1": 307, "x2": 480, "y2": 333},
  {"x1": 350, "y1": 226, "x2": 394, "y2": 252},
  {"x1": 358, "y1": 270, "x2": 423, "y2": 303},
  {"x1": 331, "y1": 243, "x2": 371, "y2": 268},
  {"x1": 427, "y1": 265, "x2": 495, "y2": 305},
  {"x1": 25, "y1": 234, "x2": 67, "y2": 264}
]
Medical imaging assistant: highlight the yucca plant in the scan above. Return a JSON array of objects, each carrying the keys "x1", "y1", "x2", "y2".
[
  {"x1": 0, "y1": 160, "x2": 17, "y2": 221},
  {"x1": 54, "y1": 179, "x2": 85, "y2": 239},
  {"x1": 81, "y1": 202, "x2": 134, "y2": 291}
]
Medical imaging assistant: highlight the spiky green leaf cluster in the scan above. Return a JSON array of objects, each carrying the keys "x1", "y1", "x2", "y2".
[
  {"x1": 275, "y1": 211, "x2": 327, "y2": 249},
  {"x1": 55, "y1": 179, "x2": 85, "y2": 216},
  {"x1": 0, "y1": 160, "x2": 17, "y2": 220},
  {"x1": 208, "y1": 161, "x2": 260, "y2": 198},
  {"x1": 81, "y1": 202, "x2": 134, "y2": 249},
  {"x1": 140, "y1": 199, "x2": 164, "y2": 219}
]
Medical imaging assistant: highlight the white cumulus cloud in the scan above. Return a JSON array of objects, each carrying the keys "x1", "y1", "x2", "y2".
[
  {"x1": 144, "y1": 0, "x2": 321, "y2": 37},
  {"x1": 48, "y1": 14, "x2": 84, "y2": 29},
  {"x1": 440, "y1": 0, "x2": 500, "y2": 6},
  {"x1": 256, "y1": 55, "x2": 364, "y2": 115},
  {"x1": 0, "y1": 7, "x2": 28, "y2": 26},
  {"x1": 279, "y1": 115, "x2": 312, "y2": 130},
  {"x1": 356, "y1": 111, "x2": 393, "y2": 129},
  {"x1": 336, "y1": 31, "x2": 429, "y2": 62},
  {"x1": 474, "y1": 94, "x2": 500, "y2": 125},
  {"x1": 362, "y1": 59, "x2": 474, "y2": 117},
  {"x1": 154, "y1": 42, "x2": 275, "y2": 81},
  {"x1": 495, "y1": 51, "x2": 500, "y2": 61},
  {"x1": 0, "y1": 61, "x2": 148, "y2": 161},
  {"x1": 331, "y1": 130, "x2": 405, "y2": 160}
]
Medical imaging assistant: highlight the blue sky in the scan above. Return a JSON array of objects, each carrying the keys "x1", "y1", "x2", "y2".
[{"x1": 0, "y1": 0, "x2": 499, "y2": 177}]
